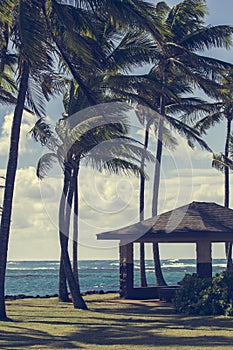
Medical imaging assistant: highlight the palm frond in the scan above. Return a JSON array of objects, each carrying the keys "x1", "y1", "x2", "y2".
[
  {"x1": 181, "y1": 25, "x2": 233, "y2": 51},
  {"x1": 36, "y1": 152, "x2": 58, "y2": 179},
  {"x1": 212, "y1": 153, "x2": 233, "y2": 172},
  {"x1": 194, "y1": 112, "x2": 224, "y2": 134},
  {"x1": 107, "y1": 30, "x2": 157, "y2": 73},
  {"x1": 14, "y1": 0, "x2": 52, "y2": 69},
  {"x1": 28, "y1": 117, "x2": 59, "y2": 150},
  {"x1": 166, "y1": 115, "x2": 212, "y2": 152},
  {"x1": 85, "y1": 137, "x2": 155, "y2": 168},
  {"x1": 100, "y1": 158, "x2": 148, "y2": 179}
]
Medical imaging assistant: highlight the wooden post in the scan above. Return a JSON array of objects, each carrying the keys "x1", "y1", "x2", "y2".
[
  {"x1": 196, "y1": 240, "x2": 212, "y2": 278},
  {"x1": 119, "y1": 242, "x2": 134, "y2": 298}
]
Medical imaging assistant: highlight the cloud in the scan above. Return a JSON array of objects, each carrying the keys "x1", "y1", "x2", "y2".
[
  {"x1": 0, "y1": 112, "x2": 38, "y2": 156},
  {"x1": 0, "y1": 145, "x2": 229, "y2": 260}
]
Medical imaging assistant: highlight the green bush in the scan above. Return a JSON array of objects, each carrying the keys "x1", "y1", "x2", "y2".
[{"x1": 173, "y1": 271, "x2": 233, "y2": 316}]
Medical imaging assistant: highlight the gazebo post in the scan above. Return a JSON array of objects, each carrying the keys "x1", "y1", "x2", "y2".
[
  {"x1": 196, "y1": 240, "x2": 212, "y2": 278},
  {"x1": 119, "y1": 241, "x2": 134, "y2": 298}
]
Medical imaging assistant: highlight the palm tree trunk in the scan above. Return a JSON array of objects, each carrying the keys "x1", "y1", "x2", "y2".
[
  {"x1": 0, "y1": 61, "x2": 29, "y2": 320},
  {"x1": 225, "y1": 117, "x2": 233, "y2": 270},
  {"x1": 59, "y1": 166, "x2": 87, "y2": 310},
  {"x1": 139, "y1": 124, "x2": 150, "y2": 287},
  {"x1": 58, "y1": 165, "x2": 70, "y2": 302},
  {"x1": 72, "y1": 165, "x2": 84, "y2": 300},
  {"x1": 59, "y1": 253, "x2": 70, "y2": 302},
  {"x1": 73, "y1": 166, "x2": 79, "y2": 283},
  {"x1": 153, "y1": 242, "x2": 166, "y2": 286},
  {"x1": 152, "y1": 96, "x2": 167, "y2": 286}
]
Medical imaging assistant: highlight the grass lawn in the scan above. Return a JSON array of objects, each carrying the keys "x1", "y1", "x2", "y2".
[{"x1": 0, "y1": 293, "x2": 233, "y2": 349}]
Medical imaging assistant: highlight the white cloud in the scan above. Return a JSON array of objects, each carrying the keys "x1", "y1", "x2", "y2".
[
  {"x1": 0, "y1": 112, "x2": 38, "y2": 155},
  {"x1": 0, "y1": 145, "x2": 229, "y2": 261}
]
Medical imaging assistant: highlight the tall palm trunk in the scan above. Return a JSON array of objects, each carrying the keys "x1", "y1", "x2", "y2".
[
  {"x1": 69, "y1": 165, "x2": 86, "y2": 306},
  {"x1": 225, "y1": 117, "x2": 233, "y2": 270},
  {"x1": 72, "y1": 166, "x2": 79, "y2": 283},
  {"x1": 59, "y1": 166, "x2": 87, "y2": 310},
  {"x1": 0, "y1": 61, "x2": 29, "y2": 320},
  {"x1": 152, "y1": 96, "x2": 167, "y2": 286},
  {"x1": 72, "y1": 165, "x2": 85, "y2": 302},
  {"x1": 139, "y1": 123, "x2": 150, "y2": 287},
  {"x1": 59, "y1": 253, "x2": 69, "y2": 302},
  {"x1": 59, "y1": 167, "x2": 70, "y2": 302}
]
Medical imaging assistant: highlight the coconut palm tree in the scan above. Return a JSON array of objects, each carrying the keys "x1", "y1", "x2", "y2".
[
  {"x1": 148, "y1": 0, "x2": 233, "y2": 286},
  {"x1": 105, "y1": 0, "x2": 233, "y2": 286},
  {"x1": 0, "y1": 0, "x2": 60, "y2": 320},
  {"x1": 191, "y1": 71, "x2": 233, "y2": 270},
  {"x1": 30, "y1": 104, "x2": 154, "y2": 309},
  {"x1": 0, "y1": 0, "x2": 162, "y2": 319},
  {"x1": 58, "y1": 18, "x2": 159, "y2": 292}
]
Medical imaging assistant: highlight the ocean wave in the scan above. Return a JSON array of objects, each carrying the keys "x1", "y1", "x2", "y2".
[
  {"x1": 7, "y1": 267, "x2": 58, "y2": 271},
  {"x1": 6, "y1": 274, "x2": 58, "y2": 278},
  {"x1": 162, "y1": 263, "x2": 195, "y2": 268},
  {"x1": 212, "y1": 264, "x2": 226, "y2": 268},
  {"x1": 8, "y1": 261, "x2": 19, "y2": 265}
]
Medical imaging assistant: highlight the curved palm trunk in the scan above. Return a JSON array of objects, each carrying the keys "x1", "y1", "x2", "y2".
[
  {"x1": 0, "y1": 61, "x2": 29, "y2": 320},
  {"x1": 72, "y1": 165, "x2": 84, "y2": 302},
  {"x1": 224, "y1": 117, "x2": 233, "y2": 270},
  {"x1": 152, "y1": 97, "x2": 167, "y2": 286},
  {"x1": 59, "y1": 253, "x2": 70, "y2": 302},
  {"x1": 59, "y1": 166, "x2": 87, "y2": 310},
  {"x1": 58, "y1": 166, "x2": 70, "y2": 302},
  {"x1": 70, "y1": 166, "x2": 86, "y2": 308},
  {"x1": 139, "y1": 124, "x2": 150, "y2": 287},
  {"x1": 72, "y1": 166, "x2": 79, "y2": 283}
]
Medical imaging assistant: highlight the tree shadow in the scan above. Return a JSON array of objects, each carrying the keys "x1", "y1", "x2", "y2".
[
  {"x1": 0, "y1": 326, "x2": 82, "y2": 349},
  {"x1": 1, "y1": 300, "x2": 233, "y2": 349},
  {"x1": 65, "y1": 324, "x2": 233, "y2": 348}
]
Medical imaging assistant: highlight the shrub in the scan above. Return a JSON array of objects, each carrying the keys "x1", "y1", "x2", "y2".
[{"x1": 173, "y1": 271, "x2": 233, "y2": 316}]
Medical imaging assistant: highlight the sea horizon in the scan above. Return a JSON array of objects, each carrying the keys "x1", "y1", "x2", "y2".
[{"x1": 5, "y1": 259, "x2": 228, "y2": 297}]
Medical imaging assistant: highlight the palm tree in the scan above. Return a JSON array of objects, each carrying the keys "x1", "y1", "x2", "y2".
[
  {"x1": 148, "y1": 0, "x2": 233, "y2": 286},
  {"x1": 0, "y1": 0, "x2": 58, "y2": 321},
  {"x1": 40, "y1": 0, "x2": 168, "y2": 294},
  {"x1": 0, "y1": 0, "x2": 163, "y2": 319},
  {"x1": 136, "y1": 104, "x2": 179, "y2": 287},
  {"x1": 105, "y1": 0, "x2": 233, "y2": 286},
  {"x1": 30, "y1": 103, "x2": 154, "y2": 309},
  {"x1": 59, "y1": 19, "x2": 159, "y2": 291},
  {"x1": 192, "y1": 72, "x2": 233, "y2": 270}
]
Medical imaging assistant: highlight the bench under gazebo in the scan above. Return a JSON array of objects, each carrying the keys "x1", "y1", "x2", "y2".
[{"x1": 97, "y1": 201, "x2": 233, "y2": 300}]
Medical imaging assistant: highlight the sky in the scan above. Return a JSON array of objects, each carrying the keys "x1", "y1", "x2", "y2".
[{"x1": 0, "y1": 0, "x2": 233, "y2": 261}]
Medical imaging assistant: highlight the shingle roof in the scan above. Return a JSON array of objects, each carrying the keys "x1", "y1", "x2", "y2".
[{"x1": 97, "y1": 201, "x2": 233, "y2": 242}]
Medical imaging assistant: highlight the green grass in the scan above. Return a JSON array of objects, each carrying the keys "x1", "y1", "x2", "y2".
[{"x1": 0, "y1": 294, "x2": 233, "y2": 349}]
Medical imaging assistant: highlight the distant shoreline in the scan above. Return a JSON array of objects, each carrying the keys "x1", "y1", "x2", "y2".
[{"x1": 5, "y1": 289, "x2": 119, "y2": 300}]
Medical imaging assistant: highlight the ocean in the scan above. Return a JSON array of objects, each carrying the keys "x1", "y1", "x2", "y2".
[{"x1": 5, "y1": 259, "x2": 227, "y2": 297}]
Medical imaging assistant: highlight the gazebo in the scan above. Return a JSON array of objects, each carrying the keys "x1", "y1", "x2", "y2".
[{"x1": 97, "y1": 201, "x2": 233, "y2": 299}]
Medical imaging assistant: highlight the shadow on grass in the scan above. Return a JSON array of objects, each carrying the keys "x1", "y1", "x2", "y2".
[
  {"x1": 65, "y1": 325, "x2": 233, "y2": 348},
  {"x1": 0, "y1": 327, "x2": 82, "y2": 349},
  {"x1": 1, "y1": 300, "x2": 233, "y2": 349}
]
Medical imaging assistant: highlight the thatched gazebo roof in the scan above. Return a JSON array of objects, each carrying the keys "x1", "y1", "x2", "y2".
[{"x1": 97, "y1": 201, "x2": 233, "y2": 243}]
